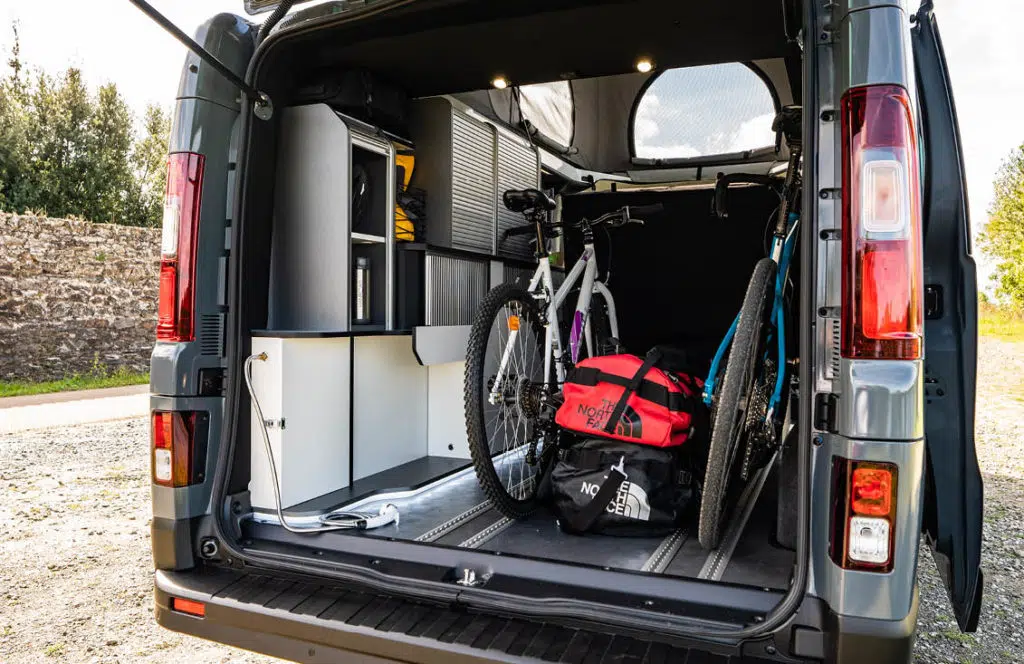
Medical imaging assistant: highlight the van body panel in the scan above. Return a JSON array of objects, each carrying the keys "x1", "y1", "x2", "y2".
[
  {"x1": 837, "y1": 359, "x2": 924, "y2": 440},
  {"x1": 837, "y1": 6, "x2": 914, "y2": 93},
  {"x1": 809, "y1": 436, "x2": 924, "y2": 620}
]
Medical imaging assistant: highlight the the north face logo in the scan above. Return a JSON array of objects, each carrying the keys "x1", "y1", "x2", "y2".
[
  {"x1": 576, "y1": 401, "x2": 643, "y2": 439},
  {"x1": 612, "y1": 404, "x2": 643, "y2": 439},
  {"x1": 579, "y1": 457, "x2": 652, "y2": 521}
]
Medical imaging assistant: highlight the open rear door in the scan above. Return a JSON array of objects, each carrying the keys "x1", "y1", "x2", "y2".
[{"x1": 911, "y1": 0, "x2": 984, "y2": 633}]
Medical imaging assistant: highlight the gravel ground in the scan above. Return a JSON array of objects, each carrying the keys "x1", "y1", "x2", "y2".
[{"x1": 0, "y1": 337, "x2": 1021, "y2": 663}]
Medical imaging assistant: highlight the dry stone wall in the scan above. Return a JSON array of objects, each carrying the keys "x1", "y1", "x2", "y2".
[{"x1": 0, "y1": 213, "x2": 160, "y2": 382}]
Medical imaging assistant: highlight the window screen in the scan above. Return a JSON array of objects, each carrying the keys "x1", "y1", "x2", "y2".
[
  {"x1": 633, "y1": 63, "x2": 777, "y2": 160},
  {"x1": 518, "y1": 81, "x2": 574, "y2": 148}
]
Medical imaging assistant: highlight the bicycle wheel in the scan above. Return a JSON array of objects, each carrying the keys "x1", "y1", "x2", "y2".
[
  {"x1": 465, "y1": 282, "x2": 549, "y2": 518},
  {"x1": 698, "y1": 257, "x2": 777, "y2": 550}
]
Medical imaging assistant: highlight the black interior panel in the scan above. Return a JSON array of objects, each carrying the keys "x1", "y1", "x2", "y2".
[{"x1": 561, "y1": 185, "x2": 781, "y2": 369}]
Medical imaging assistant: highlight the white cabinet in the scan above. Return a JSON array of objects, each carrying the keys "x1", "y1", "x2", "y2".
[{"x1": 248, "y1": 335, "x2": 351, "y2": 511}]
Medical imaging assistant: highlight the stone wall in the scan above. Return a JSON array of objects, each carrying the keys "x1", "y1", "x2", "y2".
[{"x1": 0, "y1": 214, "x2": 160, "y2": 382}]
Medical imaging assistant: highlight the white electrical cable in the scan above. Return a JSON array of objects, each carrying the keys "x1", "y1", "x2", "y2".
[{"x1": 244, "y1": 353, "x2": 400, "y2": 533}]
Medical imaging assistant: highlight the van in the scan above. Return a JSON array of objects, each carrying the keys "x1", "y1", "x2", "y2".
[{"x1": 139, "y1": 0, "x2": 983, "y2": 661}]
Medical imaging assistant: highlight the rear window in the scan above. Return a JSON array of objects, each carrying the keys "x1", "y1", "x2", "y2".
[{"x1": 632, "y1": 63, "x2": 777, "y2": 160}]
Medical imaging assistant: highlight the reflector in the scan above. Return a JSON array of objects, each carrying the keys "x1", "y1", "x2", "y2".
[{"x1": 171, "y1": 597, "x2": 206, "y2": 617}]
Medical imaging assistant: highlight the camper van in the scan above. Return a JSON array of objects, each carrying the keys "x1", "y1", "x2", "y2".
[{"x1": 139, "y1": 0, "x2": 982, "y2": 661}]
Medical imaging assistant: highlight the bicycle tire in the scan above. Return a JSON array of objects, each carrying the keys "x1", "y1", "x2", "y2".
[
  {"x1": 698, "y1": 258, "x2": 777, "y2": 550},
  {"x1": 464, "y1": 282, "x2": 549, "y2": 519}
]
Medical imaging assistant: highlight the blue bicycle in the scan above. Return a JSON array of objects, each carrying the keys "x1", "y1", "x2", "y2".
[{"x1": 698, "y1": 107, "x2": 802, "y2": 550}]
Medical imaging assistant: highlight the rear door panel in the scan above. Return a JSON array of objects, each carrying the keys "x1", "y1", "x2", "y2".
[{"x1": 911, "y1": 1, "x2": 984, "y2": 632}]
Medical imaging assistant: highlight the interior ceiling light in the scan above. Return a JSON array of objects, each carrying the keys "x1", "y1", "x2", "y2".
[
  {"x1": 635, "y1": 58, "x2": 655, "y2": 74},
  {"x1": 491, "y1": 75, "x2": 509, "y2": 90}
]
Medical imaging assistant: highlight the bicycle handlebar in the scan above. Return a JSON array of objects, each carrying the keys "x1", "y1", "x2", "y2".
[{"x1": 501, "y1": 202, "x2": 664, "y2": 242}]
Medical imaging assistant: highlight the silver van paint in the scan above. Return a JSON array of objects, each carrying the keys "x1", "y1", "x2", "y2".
[
  {"x1": 808, "y1": 435, "x2": 924, "y2": 620},
  {"x1": 811, "y1": 0, "x2": 924, "y2": 626},
  {"x1": 836, "y1": 6, "x2": 914, "y2": 94},
  {"x1": 838, "y1": 359, "x2": 924, "y2": 440}
]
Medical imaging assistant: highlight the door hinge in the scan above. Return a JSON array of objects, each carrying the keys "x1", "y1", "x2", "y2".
[{"x1": 814, "y1": 393, "x2": 838, "y2": 433}]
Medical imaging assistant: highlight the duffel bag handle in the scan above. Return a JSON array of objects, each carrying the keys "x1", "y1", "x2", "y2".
[
  {"x1": 563, "y1": 458, "x2": 628, "y2": 533},
  {"x1": 602, "y1": 348, "x2": 662, "y2": 436}
]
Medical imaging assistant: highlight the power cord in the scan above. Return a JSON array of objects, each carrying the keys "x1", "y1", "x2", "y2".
[{"x1": 244, "y1": 353, "x2": 399, "y2": 533}]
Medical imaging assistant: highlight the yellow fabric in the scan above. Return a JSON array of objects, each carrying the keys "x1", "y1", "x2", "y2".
[{"x1": 395, "y1": 153, "x2": 416, "y2": 241}]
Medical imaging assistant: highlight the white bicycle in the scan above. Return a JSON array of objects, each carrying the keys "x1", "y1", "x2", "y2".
[{"x1": 463, "y1": 188, "x2": 662, "y2": 518}]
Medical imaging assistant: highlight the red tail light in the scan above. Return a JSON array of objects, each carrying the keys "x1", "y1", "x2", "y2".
[
  {"x1": 152, "y1": 411, "x2": 198, "y2": 487},
  {"x1": 830, "y1": 458, "x2": 898, "y2": 572},
  {"x1": 840, "y1": 85, "x2": 923, "y2": 360},
  {"x1": 157, "y1": 152, "x2": 205, "y2": 342}
]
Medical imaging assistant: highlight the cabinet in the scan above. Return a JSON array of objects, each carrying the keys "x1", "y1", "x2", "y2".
[{"x1": 269, "y1": 104, "x2": 396, "y2": 332}]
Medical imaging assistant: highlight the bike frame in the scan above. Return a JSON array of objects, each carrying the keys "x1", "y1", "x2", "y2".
[
  {"x1": 490, "y1": 242, "x2": 618, "y2": 401},
  {"x1": 702, "y1": 213, "x2": 800, "y2": 420}
]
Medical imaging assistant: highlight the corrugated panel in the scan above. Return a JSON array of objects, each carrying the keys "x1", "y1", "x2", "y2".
[
  {"x1": 199, "y1": 313, "x2": 224, "y2": 356},
  {"x1": 451, "y1": 111, "x2": 496, "y2": 253},
  {"x1": 496, "y1": 132, "x2": 539, "y2": 259},
  {"x1": 502, "y1": 264, "x2": 536, "y2": 287},
  {"x1": 827, "y1": 317, "x2": 841, "y2": 379},
  {"x1": 425, "y1": 253, "x2": 488, "y2": 325}
]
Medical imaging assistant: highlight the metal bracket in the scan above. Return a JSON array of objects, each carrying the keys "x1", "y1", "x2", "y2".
[
  {"x1": 455, "y1": 568, "x2": 484, "y2": 587},
  {"x1": 263, "y1": 418, "x2": 286, "y2": 430},
  {"x1": 254, "y1": 93, "x2": 274, "y2": 121}
]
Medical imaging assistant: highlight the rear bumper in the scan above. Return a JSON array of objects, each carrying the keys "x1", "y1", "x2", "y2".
[
  {"x1": 155, "y1": 567, "x2": 918, "y2": 663},
  {"x1": 154, "y1": 568, "x2": 797, "y2": 663},
  {"x1": 827, "y1": 585, "x2": 919, "y2": 664}
]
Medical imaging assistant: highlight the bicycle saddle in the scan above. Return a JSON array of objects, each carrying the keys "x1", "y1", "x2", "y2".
[{"x1": 503, "y1": 188, "x2": 556, "y2": 213}]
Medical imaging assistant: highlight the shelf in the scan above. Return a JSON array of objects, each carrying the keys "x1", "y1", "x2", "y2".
[
  {"x1": 265, "y1": 456, "x2": 473, "y2": 516},
  {"x1": 351, "y1": 232, "x2": 386, "y2": 244},
  {"x1": 252, "y1": 329, "x2": 411, "y2": 339}
]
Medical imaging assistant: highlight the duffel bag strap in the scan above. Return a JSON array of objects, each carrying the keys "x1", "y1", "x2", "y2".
[
  {"x1": 564, "y1": 458, "x2": 628, "y2": 533},
  {"x1": 602, "y1": 348, "x2": 662, "y2": 436}
]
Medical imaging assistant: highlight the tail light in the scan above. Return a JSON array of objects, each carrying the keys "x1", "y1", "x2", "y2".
[
  {"x1": 830, "y1": 457, "x2": 898, "y2": 572},
  {"x1": 152, "y1": 411, "x2": 202, "y2": 487},
  {"x1": 157, "y1": 152, "x2": 205, "y2": 342},
  {"x1": 840, "y1": 85, "x2": 923, "y2": 360}
]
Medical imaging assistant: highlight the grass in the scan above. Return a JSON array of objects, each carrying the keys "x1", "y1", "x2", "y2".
[
  {"x1": 0, "y1": 366, "x2": 148, "y2": 399},
  {"x1": 978, "y1": 303, "x2": 1024, "y2": 341}
]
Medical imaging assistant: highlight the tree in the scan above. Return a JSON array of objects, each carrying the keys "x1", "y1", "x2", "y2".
[
  {"x1": 0, "y1": 24, "x2": 172, "y2": 226},
  {"x1": 980, "y1": 144, "x2": 1024, "y2": 309},
  {"x1": 129, "y1": 103, "x2": 171, "y2": 227},
  {"x1": 85, "y1": 83, "x2": 136, "y2": 223},
  {"x1": 0, "y1": 22, "x2": 29, "y2": 209}
]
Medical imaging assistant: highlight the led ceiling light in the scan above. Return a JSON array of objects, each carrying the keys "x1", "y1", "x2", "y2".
[
  {"x1": 635, "y1": 58, "x2": 655, "y2": 74},
  {"x1": 491, "y1": 75, "x2": 509, "y2": 90}
]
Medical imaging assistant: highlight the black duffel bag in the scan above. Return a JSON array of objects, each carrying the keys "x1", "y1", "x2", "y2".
[
  {"x1": 546, "y1": 439, "x2": 698, "y2": 536},
  {"x1": 293, "y1": 69, "x2": 410, "y2": 138}
]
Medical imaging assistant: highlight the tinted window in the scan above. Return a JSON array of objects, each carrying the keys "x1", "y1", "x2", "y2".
[
  {"x1": 633, "y1": 63, "x2": 776, "y2": 159},
  {"x1": 518, "y1": 81, "x2": 574, "y2": 147}
]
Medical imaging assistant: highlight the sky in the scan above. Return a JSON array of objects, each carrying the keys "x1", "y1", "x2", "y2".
[{"x1": 0, "y1": 0, "x2": 1022, "y2": 267}]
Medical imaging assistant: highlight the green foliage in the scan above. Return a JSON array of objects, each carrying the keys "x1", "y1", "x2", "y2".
[
  {"x1": 0, "y1": 364, "x2": 149, "y2": 398},
  {"x1": 978, "y1": 302, "x2": 1024, "y2": 341},
  {"x1": 980, "y1": 144, "x2": 1024, "y2": 309},
  {"x1": 0, "y1": 23, "x2": 170, "y2": 226}
]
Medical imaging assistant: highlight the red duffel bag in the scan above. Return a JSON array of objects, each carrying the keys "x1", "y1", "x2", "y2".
[{"x1": 555, "y1": 348, "x2": 704, "y2": 448}]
